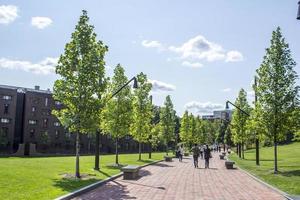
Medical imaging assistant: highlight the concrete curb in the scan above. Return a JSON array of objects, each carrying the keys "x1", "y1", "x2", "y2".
[
  {"x1": 236, "y1": 166, "x2": 295, "y2": 200},
  {"x1": 54, "y1": 159, "x2": 163, "y2": 200}
]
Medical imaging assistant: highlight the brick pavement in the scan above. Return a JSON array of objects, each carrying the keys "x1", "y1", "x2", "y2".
[{"x1": 73, "y1": 152, "x2": 286, "y2": 200}]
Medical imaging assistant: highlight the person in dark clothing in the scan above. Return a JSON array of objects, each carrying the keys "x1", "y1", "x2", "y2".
[
  {"x1": 191, "y1": 144, "x2": 200, "y2": 168},
  {"x1": 204, "y1": 144, "x2": 211, "y2": 169}
]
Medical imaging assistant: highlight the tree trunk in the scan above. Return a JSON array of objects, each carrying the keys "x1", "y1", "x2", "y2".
[
  {"x1": 166, "y1": 144, "x2": 168, "y2": 155},
  {"x1": 149, "y1": 143, "x2": 152, "y2": 159},
  {"x1": 75, "y1": 132, "x2": 80, "y2": 178},
  {"x1": 94, "y1": 131, "x2": 100, "y2": 170},
  {"x1": 115, "y1": 138, "x2": 119, "y2": 165},
  {"x1": 256, "y1": 138, "x2": 260, "y2": 165},
  {"x1": 223, "y1": 143, "x2": 226, "y2": 152},
  {"x1": 138, "y1": 142, "x2": 142, "y2": 160},
  {"x1": 238, "y1": 143, "x2": 241, "y2": 158},
  {"x1": 274, "y1": 132, "x2": 278, "y2": 173},
  {"x1": 242, "y1": 142, "x2": 244, "y2": 159},
  {"x1": 236, "y1": 145, "x2": 238, "y2": 155}
]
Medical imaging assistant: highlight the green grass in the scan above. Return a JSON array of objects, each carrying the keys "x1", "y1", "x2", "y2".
[
  {"x1": 0, "y1": 152, "x2": 165, "y2": 200},
  {"x1": 229, "y1": 142, "x2": 300, "y2": 195}
]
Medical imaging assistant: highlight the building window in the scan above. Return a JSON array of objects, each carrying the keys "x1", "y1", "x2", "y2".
[
  {"x1": 28, "y1": 120, "x2": 37, "y2": 125},
  {"x1": 2, "y1": 95, "x2": 12, "y2": 100},
  {"x1": 43, "y1": 119, "x2": 48, "y2": 128},
  {"x1": 55, "y1": 130, "x2": 60, "y2": 139},
  {"x1": 1, "y1": 127, "x2": 8, "y2": 137},
  {"x1": 1, "y1": 118, "x2": 10, "y2": 124},
  {"x1": 45, "y1": 97, "x2": 49, "y2": 107},
  {"x1": 31, "y1": 106, "x2": 36, "y2": 112},
  {"x1": 125, "y1": 135, "x2": 131, "y2": 140},
  {"x1": 55, "y1": 101, "x2": 62, "y2": 106},
  {"x1": 4, "y1": 104, "x2": 9, "y2": 114},
  {"x1": 53, "y1": 122, "x2": 60, "y2": 127},
  {"x1": 30, "y1": 129, "x2": 35, "y2": 138},
  {"x1": 65, "y1": 132, "x2": 71, "y2": 138},
  {"x1": 42, "y1": 110, "x2": 51, "y2": 116}
]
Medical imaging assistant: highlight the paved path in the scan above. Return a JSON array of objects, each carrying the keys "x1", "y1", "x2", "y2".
[{"x1": 73, "y1": 153, "x2": 286, "y2": 200}]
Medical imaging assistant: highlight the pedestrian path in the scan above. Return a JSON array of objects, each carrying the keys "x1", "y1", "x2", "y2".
[{"x1": 73, "y1": 152, "x2": 285, "y2": 200}]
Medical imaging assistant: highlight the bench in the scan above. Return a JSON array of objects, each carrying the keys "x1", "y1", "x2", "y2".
[
  {"x1": 164, "y1": 155, "x2": 173, "y2": 162},
  {"x1": 225, "y1": 160, "x2": 235, "y2": 169},
  {"x1": 222, "y1": 152, "x2": 226, "y2": 156},
  {"x1": 121, "y1": 165, "x2": 140, "y2": 180},
  {"x1": 219, "y1": 154, "x2": 225, "y2": 160}
]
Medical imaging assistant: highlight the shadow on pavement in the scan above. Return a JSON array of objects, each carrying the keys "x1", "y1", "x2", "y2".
[
  {"x1": 52, "y1": 177, "x2": 98, "y2": 192},
  {"x1": 99, "y1": 181, "x2": 137, "y2": 200},
  {"x1": 118, "y1": 180, "x2": 166, "y2": 191},
  {"x1": 152, "y1": 163, "x2": 174, "y2": 168}
]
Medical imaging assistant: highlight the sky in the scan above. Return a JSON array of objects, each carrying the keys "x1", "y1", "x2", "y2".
[{"x1": 0, "y1": 0, "x2": 299, "y2": 116}]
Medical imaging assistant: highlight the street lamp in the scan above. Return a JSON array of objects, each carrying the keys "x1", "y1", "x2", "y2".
[
  {"x1": 94, "y1": 76, "x2": 138, "y2": 170},
  {"x1": 297, "y1": 1, "x2": 300, "y2": 20}
]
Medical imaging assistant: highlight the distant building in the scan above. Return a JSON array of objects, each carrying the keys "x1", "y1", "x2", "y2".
[
  {"x1": 0, "y1": 84, "x2": 140, "y2": 155},
  {"x1": 201, "y1": 109, "x2": 232, "y2": 121}
]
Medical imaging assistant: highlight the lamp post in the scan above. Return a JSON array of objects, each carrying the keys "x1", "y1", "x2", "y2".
[
  {"x1": 254, "y1": 76, "x2": 260, "y2": 166},
  {"x1": 297, "y1": 1, "x2": 300, "y2": 20},
  {"x1": 94, "y1": 76, "x2": 138, "y2": 170}
]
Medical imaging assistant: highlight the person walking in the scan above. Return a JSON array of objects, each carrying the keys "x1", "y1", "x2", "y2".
[
  {"x1": 199, "y1": 145, "x2": 204, "y2": 159},
  {"x1": 178, "y1": 145, "x2": 184, "y2": 162},
  {"x1": 204, "y1": 144, "x2": 211, "y2": 169},
  {"x1": 191, "y1": 144, "x2": 200, "y2": 168}
]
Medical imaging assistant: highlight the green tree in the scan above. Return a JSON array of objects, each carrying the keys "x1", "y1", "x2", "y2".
[
  {"x1": 101, "y1": 64, "x2": 132, "y2": 166},
  {"x1": 255, "y1": 27, "x2": 299, "y2": 173},
  {"x1": 130, "y1": 72, "x2": 152, "y2": 160},
  {"x1": 230, "y1": 89, "x2": 251, "y2": 159},
  {"x1": 53, "y1": 10, "x2": 107, "y2": 178},
  {"x1": 179, "y1": 111, "x2": 191, "y2": 147},
  {"x1": 159, "y1": 95, "x2": 176, "y2": 155}
]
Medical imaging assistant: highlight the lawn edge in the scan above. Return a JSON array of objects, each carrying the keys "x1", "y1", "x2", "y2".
[
  {"x1": 234, "y1": 163, "x2": 295, "y2": 200},
  {"x1": 54, "y1": 159, "x2": 163, "y2": 200}
]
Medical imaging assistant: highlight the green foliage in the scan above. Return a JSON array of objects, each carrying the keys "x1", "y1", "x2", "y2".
[
  {"x1": 53, "y1": 10, "x2": 108, "y2": 134},
  {"x1": 130, "y1": 72, "x2": 152, "y2": 143},
  {"x1": 230, "y1": 88, "x2": 251, "y2": 145},
  {"x1": 255, "y1": 27, "x2": 299, "y2": 142},
  {"x1": 159, "y1": 95, "x2": 176, "y2": 147},
  {"x1": 100, "y1": 64, "x2": 132, "y2": 139},
  {"x1": 179, "y1": 111, "x2": 191, "y2": 146}
]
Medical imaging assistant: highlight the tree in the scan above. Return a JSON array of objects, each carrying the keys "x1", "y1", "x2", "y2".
[
  {"x1": 130, "y1": 72, "x2": 152, "y2": 160},
  {"x1": 255, "y1": 27, "x2": 299, "y2": 173},
  {"x1": 179, "y1": 111, "x2": 191, "y2": 147},
  {"x1": 101, "y1": 64, "x2": 132, "y2": 166},
  {"x1": 159, "y1": 95, "x2": 176, "y2": 155},
  {"x1": 53, "y1": 10, "x2": 107, "y2": 178},
  {"x1": 230, "y1": 89, "x2": 251, "y2": 159}
]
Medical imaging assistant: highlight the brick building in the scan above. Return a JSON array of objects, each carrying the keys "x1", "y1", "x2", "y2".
[{"x1": 0, "y1": 84, "x2": 141, "y2": 155}]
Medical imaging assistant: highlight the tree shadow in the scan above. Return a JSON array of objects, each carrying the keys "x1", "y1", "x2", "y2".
[
  {"x1": 118, "y1": 180, "x2": 166, "y2": 191},
  {"x1": 106, "y1": 164, "x2": 127, "y2": 169},
  {"x1": 152, "y1": 163, "x2": 174, "y2": 168},
  {"x1": 279, "y1": 170, "x2": 300, "y2": 177},
  {"x1": 138, "y1": 159, "x2": 154, "y2": 164},
  {"x1": 139, "y1": 169, "x2": 152, "y2": 177},
  {"x1": 52, "y1": 177, "x2": 99, "y2": 193},
  {"x1": 244, "y1": 158, "x2": 278, "y2": 162},
  {"x1": 98, "y1": 170, "x2": 112, "y2": 178}
]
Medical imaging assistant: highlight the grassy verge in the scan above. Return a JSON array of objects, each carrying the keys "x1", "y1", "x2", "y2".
[
  {"x1": 0, "y1": 152, "x2": 165, "y2": 200},
  {"x1": 229, "y1": 142, "x2": 300, "y2": 195}
]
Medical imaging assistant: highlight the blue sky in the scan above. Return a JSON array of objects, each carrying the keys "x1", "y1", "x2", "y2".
[{"x1": 0, "y1": 0, "x2": 299, "y2": 116}]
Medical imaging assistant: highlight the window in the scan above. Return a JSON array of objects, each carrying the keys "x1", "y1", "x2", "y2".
[
  {"x1": 45, "y1": 97, "x2": 49, "y2": 107},
  {"x1": 55, "y1": 130, "x2": 60, "y2": 139},
  {"x1": 42, "y1": 110, "x2": 51, "y2": 116},
  {"x1": 1, "y1": 118, "x2": 10, "y2": 124},
  {"x1": 2, "y1": 95, "x2": 12, "y2": 100},
  {"x1": 28, "y1": 120, "x2": 37, "y2": 125},
  {"x1": 65, "y1": 132, "x2": 71, "y2": 139},
  {"x1": 30, "y1": 129, "x2": 35, "y2": 138},
  {"x1": 31, "y1": 106, "x2": 36, "y2": 112},
  {"x1": 55, "y1": 101, "x2": 62, "y2": 106},
  {"x1": 43, "y1": 119, "x2": 48, "y2": 128},
  {"x1": 1, "y1": 127, "x2": 8, "y2": 137},
  {"x1": 4, "y1": 104, "x2": 9, "y2": 114},
  {"x1": 125, "y1": 135, "x2": 131, "y2": 140},
  {"x1": 53, "y1": 122, "x2": 60, "y2": 127}
]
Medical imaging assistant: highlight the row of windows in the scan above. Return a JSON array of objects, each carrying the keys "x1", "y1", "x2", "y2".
[
  {"x1": 1, "y1": 118, "x2": 11, "y2": 124},
  {"x1": 31, "y1": 97, "x2": 62, "y2": 107},
  {"x1": 28, "y1": 119, "x2": 61, "y2": 127},
  {"x1": 29, "y1": 129, "x2": 70, "y2": 139},
  {"x1": 2, "y1": 95, "x2": 12, "y2": 100}
]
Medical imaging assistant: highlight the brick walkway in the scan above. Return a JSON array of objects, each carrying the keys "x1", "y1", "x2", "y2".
[{"x1": 73, "y1": 153, "x2": 285, "y2": 200}]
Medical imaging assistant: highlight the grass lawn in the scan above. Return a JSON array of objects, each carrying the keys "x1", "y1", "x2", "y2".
[
  {"x1": 229, "y1": 142, "x2": 300, "y2": 195},
  {"x1": 0, "y1": 152, "x2": 165, "y2": 200}
]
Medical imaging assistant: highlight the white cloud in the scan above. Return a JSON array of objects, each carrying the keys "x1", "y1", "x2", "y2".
[
  {"x1": 184, "y1": 101, "x2": 224, "y2": 115},
  {"x1": 31, "y1": 17, "x2": 52, "y2": 29},
  {"x1": 148, "y1": 79, "x2": 176, "y2": 92},
  {"x1": 141, "y1": 40, "x2": 164, "y2": 51},
  {"x1": 247, "y1": 90, "x2": 255, "y2": 97},
  {"x1": 222, "y1": 88, "x2": 232, "y2": 92},
  {"x1": 168, "y1": 35, "x2": 243, "y2": 63},
  {"x1": 182, "y1": 61, "x2": 203, "y2": 68},
  {"x1": 0, "y1": 5, "x2": 18, "y2": 24},
  {"x1": 226, "y1": 50, "x2": 244, "y2": 62},
  {"x1": 0, "y1": 57, "x2": 58, "y2": 75}
]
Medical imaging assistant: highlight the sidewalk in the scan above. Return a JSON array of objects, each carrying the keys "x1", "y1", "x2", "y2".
[{"x1": 73, "y1": 153, "x2": 286, "y2": 200}]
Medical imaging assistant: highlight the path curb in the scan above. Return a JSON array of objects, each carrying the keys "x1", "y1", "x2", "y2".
[
  {"x1": 236, "y1": 166, "x2": 295, "y2": 200},
  {"x1": 54, "y1": 159, "x2": 163, "y2": 200}
]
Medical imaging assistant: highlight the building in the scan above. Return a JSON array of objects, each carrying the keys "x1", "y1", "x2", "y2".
[
  {"x1": 0, "y1": 84, "x2": 141, "y2": 155},
  {"x1": 201, "y1": 110, "x2": 232, "y2": 121}
]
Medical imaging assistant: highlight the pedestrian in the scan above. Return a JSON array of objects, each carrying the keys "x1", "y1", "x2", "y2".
[
  {"x1": 199, "y1": 145, "x2": 204, "y2": 159},
  {"x1": 178, "y1": 145, "x2": 184, "y2": 162},
  {"x1": 191, "y1": 144, "x2": 200, "y2": 168},
  {"x1": 218, "y1": 145, "x2": 221, "y2": 152},
  {"x1": 204, "y1": 144, "x2": 211, "y2": 169}
]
